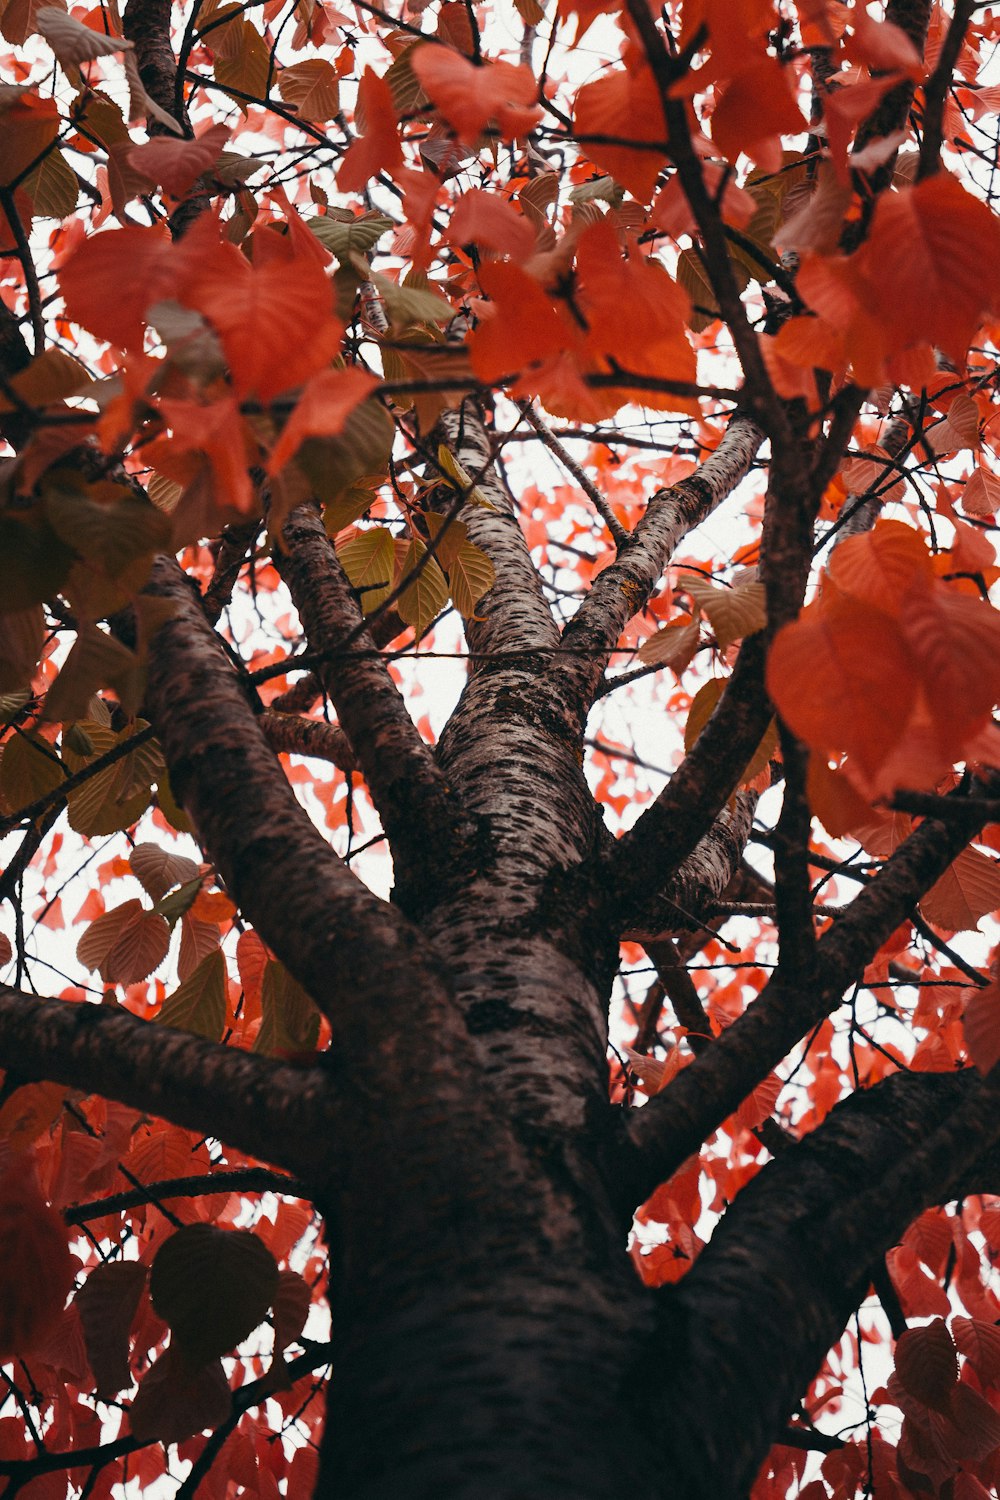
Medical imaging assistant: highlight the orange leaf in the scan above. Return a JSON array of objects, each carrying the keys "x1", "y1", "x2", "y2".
[
  {"x1": 900, "y1": 581, "x2": 1000, "y2": 759},
  {"x1": 174, "y1": 216, "x2": 342, "y2": 401},
  {"x1": 469, "y1": 261, "x2": 574, "y2": 382},
  {"x1": 447, "y1": 189, "x2": 536, "y2": 261},
  {"x1": 573, "y1": 61, "x2": 668, "y2": 201},
  {"x1": 854, "y1": 174, "x2": 1000, "y2": 371},
  {"x1": 59, "y1": 225, "x2": 175, "y2": 349},
  {"x1": 575, "y1": 219, "x2": 696, "y2": 406},
  {"x1": 336, "y1": 68, "x2": 402, "y2": 192},
  {"x1": 412, "y1": 47, "x2": 541, "y2": 145},
  {"x1": 126, "y1": 121, "x2": 230, "y2": 197},
  {"x1": 826, "y1": 519, "x2": 933, "y2": 617},
  {"x1": 267, "y1": 367, "x2": 378, "y2": 475},
  {"x1": 767, "y1": 587, "x2": 917, "y2": 780},
  {"x1": 710, "y1": 55, "x2": 807, "y2": 172},
  {"x1": 921, "y1": 845, "x2": 1000, "y2": 932},
  {"x1": 155, "y1": 395, "x2": 256, "y2": 515}
]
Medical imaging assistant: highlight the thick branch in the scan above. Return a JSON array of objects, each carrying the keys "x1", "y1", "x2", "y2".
[
  {"x1": 623, "y1": 790, "x2": 758, "y2": 942},
  {"x1": 275, "y1": 504, "x2": 467, "y2": 888},
  {"x1": 651, "y1": 1069, "x2": 1000, "y2": 1500},
  {"x1": 0, "y1": 988, "x2": 337, "y2": 1181},
  {"x1": 596, "y1": 635, "x2": 773, "y2": 930},
  {"x1": 437, "y1": 399, "x2": 560, "y2": 660},
  {"x1": 555, "y1": 412, "x2": 764, "y2": 720},
  {"x1": 620, "y1": 795, "x2": 987, "y2": 1203},
  {"x1": 142, "y1": 556, "x2": 455, "y2": 1043}
]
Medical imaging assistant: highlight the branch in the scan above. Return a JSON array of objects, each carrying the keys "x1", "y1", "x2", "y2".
[
  {"x1": 0, "y1": 1340, "x2": 333, "y2": 1481},
  {"x1": 259, "y1": 709, "x2": 355, "y2": 771},
  {"x1": 622, "y1": 790, "x2": 759, "y2": 943},
  {"x1": 141, "y1": 556, "x2": 456, "y2": 1042},
  {"x1": 436, "y1": 398, "x2": 560, "y2": 660},
  {"x1": 918, "y1": 0, "x2": 976, "y2": 179},
  {"x1": 619, "y1": 791, "x2": 989, "y2": 1204},
  {"x1": 64, "y1": 1167, "x2": 307, "y2": 1224},
  {"x1": 515, "y1": 400, "x2": 629, "y2": 549},
  {"x1": 650, "y1": 1069, "x2": 1000, "y2": 1500},
  {"x1": 595, "y1": 634, "x2": 773, "y2": 931},
  {"x1": 554, "y1": 412, "x2": 764, "y2": 721},
  {"x1": 0, "y1": 987, "x2": 338, "y2": 1182},
  {"x1": 274, "y1": 504, "x2": 471, "y2": 895}
]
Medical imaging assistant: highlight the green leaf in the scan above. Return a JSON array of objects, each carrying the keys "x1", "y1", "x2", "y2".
[
  {"x1": 306, "y1": 211, "x2": 393, "y2": 260},
  {"x1": 44, "y1": 481, "x2": 172, "y2": 578},
  {"x1": 63, "y1": 720, "x2": 163, "y2": 836},
  {"x1": 149, "y1": 1224, "x2": 279, "y2": 1365},
  {"x1": 42, "y1": 625, "x2": 142, "y2": 724},
  {"x1": 0, "y1": 511, "x2": 74, "y2": 611},
  {"x1": 0, "y1": 348, "x2": 92, "y2": 414},
  {"x1": 365, "y1": 269, "x2": 452, "y2": 332},
  {"x1": 153, "y1": 875, "x2": 204, "y2": 927},
  {"x1": 23, "y1": 147, "x2": 78, "y2": 219},
  {"x1": 295, "y1": 400, "x2": 393, "y2": 517},
  {"x1": 254, "y1": 958, "x2": 320, "y2": 1055},
  {"x1": 678, "y1": 572, "x2": 767, "y2": 650},
  {"x1": 336, "y1": 527, "x2": 395, "y2": 615},
  {"x1": 396, "y1": 537, "x2": 449, "y2": 637},
  {"x1": 158, "y1": 949, "x2": 227, "y2": 1040},
  {"x1": 684, "y1": 678, "x2": 776, "y2": 787},
  {"x1": 0, "y1": 730, "x2": 64, "y2": 816},
  {"x1": 384, "y1": 44, "x2": 426, "y2": 114},
  {"x1": 208, "y1": 17, "x2": 270, "y2": 108},
  {"x1": 424, "y1": 515, "x2": 495, "y2": 617}
]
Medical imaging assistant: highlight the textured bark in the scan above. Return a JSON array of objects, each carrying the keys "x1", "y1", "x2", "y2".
[
  {"x1": 0, "y1": 987, "x2": 335, "y2": 1179},
  {"x1": 556, "y1": 412, "x2": 765, "y2": 719},
  {"x1": 651, "y1": 1069, "x2": 1000, "y2": 1500},
  {"x1": 275, "y1": 503, "x2": 472, "y2": 900},
  {"x1": 623, "y1": 794, "x2": 991, "y2": 1201}
]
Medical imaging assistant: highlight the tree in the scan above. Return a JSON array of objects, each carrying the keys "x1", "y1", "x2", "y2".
[{"x1": 4, "y1": 0, "x2": 1000, "y2": 1494}]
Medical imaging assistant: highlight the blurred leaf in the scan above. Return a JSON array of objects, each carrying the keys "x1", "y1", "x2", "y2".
[{"x1": 149, "y1": 1224, "x2": 279, "y2": 1364}]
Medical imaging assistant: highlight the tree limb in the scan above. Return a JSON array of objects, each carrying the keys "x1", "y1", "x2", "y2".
[
  {"x1": 555, "y1": 412, "x2": 764, "y2": 721},
  {"x1": 0, "y1": 987, "x2": 337, "y2": 1182},
  {"x1": 274, "y1": 504, "x2": 470, "y2": 889},
  {"x1": 649, "y1": 1068, "x2": 1000, "y2": 1500},
  {"x1": 141, "y1": 555, "x2": 456, "y2": 1042},
  {"x1": 619, "y1": 793, "x2": 989, "y2": 1204}
]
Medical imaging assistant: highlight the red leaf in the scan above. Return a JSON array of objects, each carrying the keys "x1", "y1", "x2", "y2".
[
  {"x1": 75, "y1": 1261, "x2": 148, "y2": 1399},
  {"x1": 173, "y1": 216, "x2": 343, "y2": 402},
  {"x1": 894, "y1": 1319, "x2": 957, "y2": 1412},
  {"x1": 447, "y1": 189, "x2": 536, "y2": 262},
  {"x1": 58, "y1": 226, "x2": 175, "y2": 349},
  {"x1": 337, "y1": 68, "x2": 402, "y2": 192},
  {"x1": 963, "y1": 963, "x2": 1000, "y2": 1075},
  {"x1": 573, "y1": 61, "x2": 667, "y2": 201},
  {"x1": 0, "y1": 1165, "x2": 74, "y2": 1358},
  {"x1": 412, "y1": 47, "x2": 541, "y2": 145},
  {"x1": 127, "y1": 122, "x2": 230, "y2": 197},
  {"x1": 469, "y1": 261, "x2": 573, "y2": 382},
  {"x1": 767, "y1": 587, "x2": 917, "y2": 781},
  {"x1": 76, "y1": 898, "x2": 170, "y2": 986},
  {"x1": 711, "y1": 55, "x2": 807, "y2": 172}
]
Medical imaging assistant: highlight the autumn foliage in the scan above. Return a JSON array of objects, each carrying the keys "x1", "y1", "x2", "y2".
[{"x1": 6, "y1": 0, "x2": 1000, "y2": 1497}]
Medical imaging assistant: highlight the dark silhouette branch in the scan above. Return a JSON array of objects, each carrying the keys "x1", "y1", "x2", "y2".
[{"x1": 0, "y1": 987, "x2": 337, "y2": 1181}]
